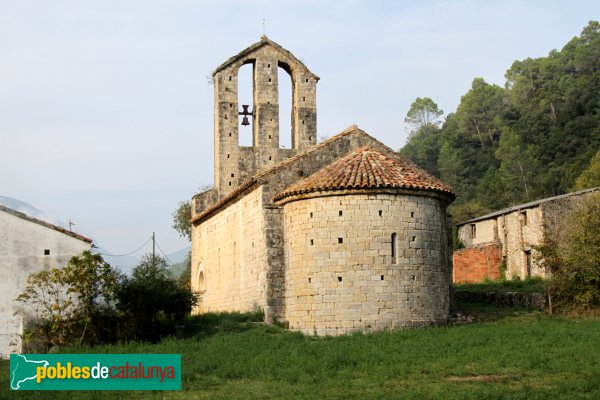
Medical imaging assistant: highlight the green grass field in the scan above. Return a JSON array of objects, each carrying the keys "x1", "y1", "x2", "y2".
[
  {"x1": 453, "y1": 277, "x2": 546, "y2": 294},
  {"x1": 3, "y1": 309, "x2": 600, "y2": 399}
]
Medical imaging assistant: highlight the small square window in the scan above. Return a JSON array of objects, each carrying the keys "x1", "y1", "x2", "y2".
[
  {"x1": 380, "y1": 275, "x2": 384, "y2": 281},
  {"x1": 44, "y1": 249, "x2": 50, "y2": 256},
  {"x1": 338, "y1": 276, "x2": 342, "y2": 282},
  {"x1": 338, "y1": 238, "x2": 343, "y2": 244},
  {"x1": 339, "y1": 211, "x2": 343, "y2": 216}
]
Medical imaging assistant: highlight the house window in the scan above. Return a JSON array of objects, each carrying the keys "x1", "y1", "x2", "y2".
[
  {"x1": 521, "y1": 211, "x2": 528, "y2": 226},
  {"x1": 44, "y1": 249, "x2": 50, "y2": 256},
  {"x1": 470, "y1": 224, "x2": 476, "y2": 239}
]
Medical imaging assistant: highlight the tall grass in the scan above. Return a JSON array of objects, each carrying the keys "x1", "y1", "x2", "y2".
[
  {"x1": 3, "y1": 311, "x2": 600, "y2": 399},
  {"x1": 454, "y1": 277, "x2": 546, "y2": 294}
]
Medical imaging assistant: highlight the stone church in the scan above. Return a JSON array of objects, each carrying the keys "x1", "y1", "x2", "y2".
[{"x1": 191, "y1": 37, "x2": 455, "y2": 335}]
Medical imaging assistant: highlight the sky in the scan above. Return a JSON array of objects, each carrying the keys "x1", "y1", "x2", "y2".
[{"x1": 1, "y1": 0, "x2": 598, "y2": 260}]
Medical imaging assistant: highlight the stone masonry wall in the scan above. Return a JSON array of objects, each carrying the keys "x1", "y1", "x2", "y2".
[
  {"x1": 282, "y1": 192, "x2": 451, "y2": 335},
  {"x1": 213, "y1": 40, "x2": 317, "y2": 198},
  {"x1": 191, "y1": 187, "x2": 268, "y2": 314},
  {"x1": 496, "y1": 207, "x2": 545, "y2": 279},
  {"x1": 452, "y1": 244, "x2": 503, "y2": 283}
]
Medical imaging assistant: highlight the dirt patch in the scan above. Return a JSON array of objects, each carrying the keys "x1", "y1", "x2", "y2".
[{"x1": 446, "y1": 374, "x2": 522, "y2": 383}]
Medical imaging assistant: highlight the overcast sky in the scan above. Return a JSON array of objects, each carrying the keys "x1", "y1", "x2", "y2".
[{"x1": 1, "y1": 1, "x2": 598, "y2": 260}]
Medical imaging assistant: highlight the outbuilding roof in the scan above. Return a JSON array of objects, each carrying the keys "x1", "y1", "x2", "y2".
[
  {"x1": 273, "y1": 146, "x2": 453, "y2": 202},
  {"x1": 457, "y1": 187, "x2": 599, "y2": 226}
]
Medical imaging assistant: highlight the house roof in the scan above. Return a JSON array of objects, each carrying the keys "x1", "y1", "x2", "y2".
[
  {"x1": 191, "y1": 125, "x2": 454, "y2": 224},
  {"x1": 212, "y1": 36, "x2": 319, "y2": 80},
  {"x1": 457, "y1": 187, "x2": 600, "y2": 226},
  {"x1": 0, "y1": 205, "x2": 93, "y2": 243},
  {"x1": 273, "y1": 146, "x2": 454, "y2": 202}
]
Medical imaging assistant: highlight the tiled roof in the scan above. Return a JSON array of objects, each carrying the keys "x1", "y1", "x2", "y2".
[
  {"x1": 0, "y1": 205, "x2": 93, "y2": 243},
  {"x1": 273, "y1": 147, "x2": 454, "y2": 202}
]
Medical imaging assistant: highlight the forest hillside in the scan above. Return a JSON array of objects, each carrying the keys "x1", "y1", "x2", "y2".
[{"x1": 401, "y1": 21, "x2": 600, "y2": 224}]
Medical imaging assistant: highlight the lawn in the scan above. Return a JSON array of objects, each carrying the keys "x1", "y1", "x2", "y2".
[{"x1": 3, "y1": 310, "x2": 600, "y2": 399}]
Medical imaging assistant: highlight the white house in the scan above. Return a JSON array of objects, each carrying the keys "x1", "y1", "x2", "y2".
[{"x1": 0, "y1": 205, "x2": 92, "y2": 358}]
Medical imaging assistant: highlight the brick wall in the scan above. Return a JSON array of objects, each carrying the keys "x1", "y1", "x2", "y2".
[{"x1": 452, "y1": 244, "x2": 502, "y2": 283}]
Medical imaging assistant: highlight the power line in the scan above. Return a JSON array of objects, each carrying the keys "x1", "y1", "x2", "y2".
[{"x1": 91, "y1": 237, "x2": 152, "y2": 257}]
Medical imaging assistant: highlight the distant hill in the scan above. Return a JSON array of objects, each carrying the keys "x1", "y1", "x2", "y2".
[{"x1": 0, "y1": 195, "x2": 68, "y2": 228}]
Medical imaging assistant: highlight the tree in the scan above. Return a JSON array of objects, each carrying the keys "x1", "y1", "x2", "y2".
[
  {"x1": 495, "y1": 127, "x2": 540, "y2": 203},
  {"x1": 172, "y1": 200, "x2": 192, "y2": 241},
  {"x1": 16, "y1": 269, "x2": 78, "y2": 349},
  {"x1": 575, "y1": 149, "x2": 600, "y2": 190},
  {"x1": 116, "y1": 254, "x2": 197, "y2": 341},
  {"x1": 404, "y1": 97, "x2": 443, "y2": 135},
  {"x1": 15, "y1": 250, "x2": 119, "y2": 348},
  {"x1": 541, "y1": 192, "x2": 600, "y2": 310},
  {"x1": 62, "y1": 251, "x2": 119, "y2": 344}
]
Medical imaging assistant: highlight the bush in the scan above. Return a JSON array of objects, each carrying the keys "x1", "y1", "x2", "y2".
[
  {"x1": 115, "y1": 254, "x2": 197, "y2": 342},
  {"x1": 15, "y1": 251, "x2": 120, "y2": 350},
  {"x1": 541, "y1": 192, "x2": 600, "y2": 310}
]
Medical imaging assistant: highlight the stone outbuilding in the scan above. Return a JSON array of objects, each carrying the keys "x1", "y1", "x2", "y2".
[
  {"x1": 0, "y1": 205, "x2": 92, "y2": 358},
  {"x1": 454, "y1": 187, "x2": 599, "y2": 283},
  {"x1": 191, "y1": 37, "x2": 455, "y2": 334}
]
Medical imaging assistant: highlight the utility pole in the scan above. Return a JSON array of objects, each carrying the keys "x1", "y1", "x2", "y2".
[{"x1": 152, "y1": 232, "x2": 156, "y2": 260}]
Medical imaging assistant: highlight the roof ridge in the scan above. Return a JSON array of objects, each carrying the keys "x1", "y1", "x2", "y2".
[
  {"x1": 0, "y1": 205, "x2": 93, "y2": 243},
  {"x1": 213, "y1": 36, "x2": 319, "y2": 80}
]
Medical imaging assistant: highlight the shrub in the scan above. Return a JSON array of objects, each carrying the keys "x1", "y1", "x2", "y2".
[
  {"x1": 115, "y1": 254, "x2": 197, "y2": 342},
  {"x1": 541, "y1": 192, "x2": 600, "y2": 310}
]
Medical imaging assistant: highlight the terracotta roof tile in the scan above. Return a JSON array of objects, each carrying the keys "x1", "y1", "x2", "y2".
[{"x1": 273, "y1": 147, "x2": 453, "y2": 202}]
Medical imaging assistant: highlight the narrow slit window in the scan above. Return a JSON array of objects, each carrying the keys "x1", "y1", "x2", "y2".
[
  {"x1": 411, "y1": 212, "x2": 414, "y2": 218},
  {"x1": 381, "y1": 275, "x2": 384, "y2": 281},
  {"x1": 339, "y1": 210, "x2": 343, "y2": 216},
  {"x1": 391, "y1": 233, "x2": 397, "y2": 264},
  {"x1": 521, "y1": 211, "x2": 528, "y2": 226},
  {"x1": 470, "y1": 224, "x2": 476, "y2": 239},
  {"x1": 310, "y1": 239, "x2": 314, "y2": 245},
  {"x1": 310, "y1": 212, "x2": 313, "y2": 218},
  {"x1": 338, "y1": 276, "x2": 342, "y2": 282},
  {"x1": 379, "y1": 210, "x2": 382, "y2": 217}
]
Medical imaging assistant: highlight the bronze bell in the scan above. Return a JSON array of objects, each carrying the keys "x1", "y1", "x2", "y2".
[{"x1": 241, "y1": 116, "x2": 250, "y2": 126}]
